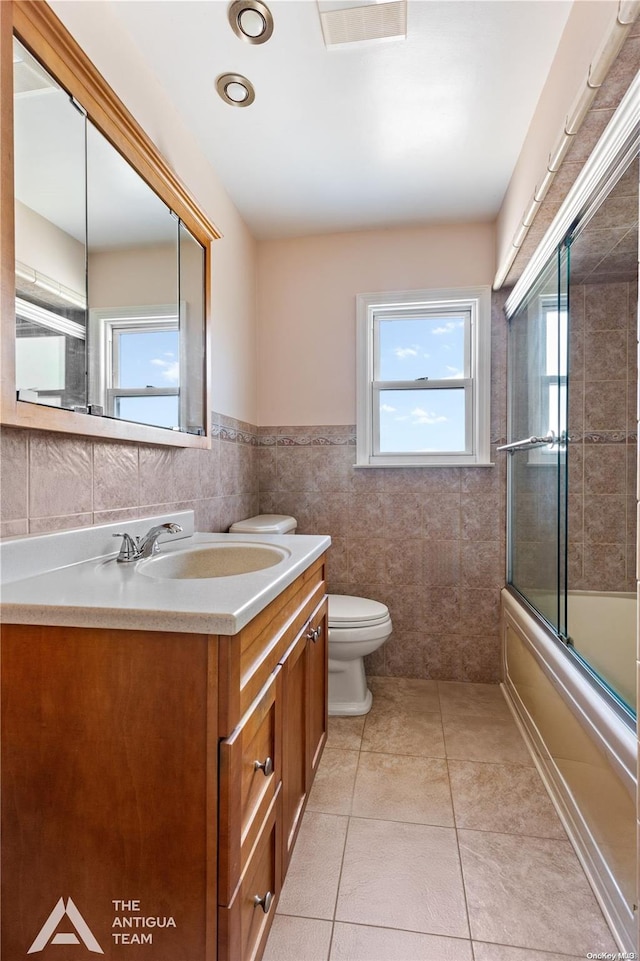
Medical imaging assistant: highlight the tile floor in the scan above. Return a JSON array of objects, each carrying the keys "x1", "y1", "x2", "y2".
[{"x1": 263, "y1": 677, "x2": 619, "y2": 961}]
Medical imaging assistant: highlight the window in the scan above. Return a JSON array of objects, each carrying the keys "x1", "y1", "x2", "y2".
[
  {"x1": 527, "y1": 298, "x2": 568, "y2": 465},
  {"x1": 89, "y1": 306, "x2": 183, "y2": 430},
  {"x1": 543, "y1": 302, "x2": 567, "y2": 441},
  {"x1": 356, "y1": 287, "x2": 491, "y2": 467}
]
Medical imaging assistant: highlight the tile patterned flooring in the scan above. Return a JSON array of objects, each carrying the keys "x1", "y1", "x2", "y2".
[{"x1": 263, "y1": 677, "x2": 618, "y2": 961}]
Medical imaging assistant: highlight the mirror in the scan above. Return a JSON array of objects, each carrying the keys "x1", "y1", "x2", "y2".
[
  {"x1": 14, "y1": 36, "x2": 204, "y2": 434},
  {"x1": 5, "y1": 9, "x2": 216, "y2": 446},
  {"x1": 13, "y1": 38, "x2": 87, "y2": 412}
]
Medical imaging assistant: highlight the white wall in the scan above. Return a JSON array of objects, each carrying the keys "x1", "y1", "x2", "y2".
[
  {"x1": 257, "y1": 222, "x2": 495, "y2": 425},
  {"x1": 15, "y1": 200, "x2": 85, "y2": 297},
  {"x1": 49, "y1": 0, "x2": 258, "y2": 426},
  {"x1": 89, "y1": 246, "x2": 176, "y2": 307}
]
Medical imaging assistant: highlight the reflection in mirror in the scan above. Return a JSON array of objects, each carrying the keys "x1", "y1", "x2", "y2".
[
  {"x1": 179, "y1": 222, "x2": 206, "y2": 433},
  {"x1": 86, "y1": 120, "x2": 181, "y2": 430},
  {"x1": 12, "y1": 32, "x2": 208, "y2": 437},
  {"x1": 13, "y1": 37, "x2": 87, "y2": 411}
]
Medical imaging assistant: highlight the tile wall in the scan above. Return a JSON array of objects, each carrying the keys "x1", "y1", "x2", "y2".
[
  {"x1": 257, "y1": 292, "x2": 508, "y2": 683},
  {"x1": 568, "y1": 279, "x2": 638, "y2": 593},
  {"x1": 0, "y1": 413, "x2": 259, "y2": 539}
]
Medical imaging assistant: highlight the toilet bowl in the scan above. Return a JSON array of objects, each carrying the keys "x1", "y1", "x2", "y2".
[
  {"x1": 327, "y1": 594, "x2": 392, "y2": 716},
  {"x1": 229, "y1": 515, "x2": 392, "y2": 716}
]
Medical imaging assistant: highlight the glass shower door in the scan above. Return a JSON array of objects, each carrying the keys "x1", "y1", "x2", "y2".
[{"x1": 506, "y1": 245, "x2": 569, "y2": 638}]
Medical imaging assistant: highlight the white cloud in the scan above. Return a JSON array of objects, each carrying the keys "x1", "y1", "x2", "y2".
[
  {"x1": 411, "y1": 406, "x2": 448, "y2": 425},
  {"x1": 444, "y1": 366, "x2": 463, "y2": 379},
  {"x1": 380, "y1": 403, "x2": 396, "y2": 413},
  {"x1": 432, "y1": 320, "x2": 464, "y2": 335},
  {"x1": 150, "y1": 357, "x2": 180, "y2": 384},
  {"x1": 393, "y1": 345, "x2": 419, "y2": 359}
]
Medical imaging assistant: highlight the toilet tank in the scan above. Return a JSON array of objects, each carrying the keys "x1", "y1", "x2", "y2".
[{"x1": 229, "y1": 514, "x2": 297, "y2": 534}]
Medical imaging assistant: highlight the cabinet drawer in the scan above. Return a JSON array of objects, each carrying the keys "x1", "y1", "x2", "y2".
[
  {"x1": 219, "y1": 669, "x2": 282, "y2": 904},
  {"x1": 218, "y1": 787, "x2": 281, "y2": 961}
]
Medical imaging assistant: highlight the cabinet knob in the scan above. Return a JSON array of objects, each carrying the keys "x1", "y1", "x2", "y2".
[
  {"x1": 253, "y1": 891, "x2": 273, "y2": 914},
  {"x1": 306, "y1": 625, "x2": 322, "y2": 642},
  {"x1": 254, "y1": 756, "x2": 273, "y2": 777}
]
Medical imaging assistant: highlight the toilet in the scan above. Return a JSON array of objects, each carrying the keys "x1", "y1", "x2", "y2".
[{"x1": 229, "y1": 514, "x2": 392, "y2": 716}]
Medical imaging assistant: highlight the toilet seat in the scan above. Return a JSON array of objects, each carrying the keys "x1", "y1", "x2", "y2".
[{"x1": 328, "y1": 594, "x2": 390, "y2": 629}]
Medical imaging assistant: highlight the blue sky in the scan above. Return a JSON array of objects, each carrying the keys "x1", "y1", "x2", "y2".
[
  {"x1": 377, "y1": 315, "x2": 466, "y2": 453},
  {"x1": 117, "y1": 328, "x2": 179, "y2": 428}
]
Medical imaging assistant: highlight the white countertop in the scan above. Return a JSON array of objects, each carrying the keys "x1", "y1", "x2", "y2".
[{"x1": 0, "y1": 512, "x2": 331, "y2": 635}]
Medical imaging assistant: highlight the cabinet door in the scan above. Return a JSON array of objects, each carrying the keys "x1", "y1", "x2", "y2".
[
  {"x1": 306, "y1": 599, "x2": 328, "y2": 784},
  {"x1": 280, "y1": 598, "x2": 328, "y2": 872},
  {"x1": 1, "y1": 626, "x2": 215, "y2": 961},
  {"x1": 280, "y1": 629, "x2": 308, "y2": 869}
]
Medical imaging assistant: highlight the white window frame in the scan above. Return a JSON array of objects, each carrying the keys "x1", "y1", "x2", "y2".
[
  {"x1": 527, "y1": 295, "x2": 568, "y2": 466},
  {"x1": 356, "y1": 286, "x2": 492, "y2": 467},
  {"x1": 89, "y1": 304, "x2": 185, "y2": 427}
]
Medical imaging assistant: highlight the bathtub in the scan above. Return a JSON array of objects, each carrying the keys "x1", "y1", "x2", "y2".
[
  {"x1": 501, "y1": 587, "x2": 637, "y2": 953},
  {"x1": 567, "y1": 591, "x2": 636, "y2": 710}
]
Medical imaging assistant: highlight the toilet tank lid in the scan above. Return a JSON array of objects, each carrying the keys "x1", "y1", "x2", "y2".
[
  {"x1": 229, "y1": 514, "x2": 297, "y2": 534},
  {"x1": 328, "y1": 594, "x2": 390, "y2": 626}
]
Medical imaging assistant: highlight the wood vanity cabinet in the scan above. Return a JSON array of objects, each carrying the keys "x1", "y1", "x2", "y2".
[{"x1": 1, "y1": 552, "x2": 328, "y2": 961}]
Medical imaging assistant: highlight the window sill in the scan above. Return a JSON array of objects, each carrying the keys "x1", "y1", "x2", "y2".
[{"x1": 353, "y1": 460, "x2": 496, "y2": 469}]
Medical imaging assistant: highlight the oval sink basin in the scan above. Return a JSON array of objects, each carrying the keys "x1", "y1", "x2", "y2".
[{"x1": 138, "y1": 543, "x2": 290, "y2": 580}]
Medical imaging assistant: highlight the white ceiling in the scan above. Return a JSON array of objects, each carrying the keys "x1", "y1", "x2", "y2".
[{"x1": 81, "y1": 1, "x2": 574, "y2": 240}]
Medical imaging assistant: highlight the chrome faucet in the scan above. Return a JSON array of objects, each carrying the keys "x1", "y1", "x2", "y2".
[{"x1": 112, "y1": 522, "x2": 183, "y2": 563}]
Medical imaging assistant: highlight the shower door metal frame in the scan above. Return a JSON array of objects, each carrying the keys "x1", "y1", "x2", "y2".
[{"x1": 504, "y1": 241, "x2": 570, "y2": 642}]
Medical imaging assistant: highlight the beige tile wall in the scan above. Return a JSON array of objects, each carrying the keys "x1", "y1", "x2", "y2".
[
  {"x1": 257, "y1": 292, "x2": 508, "y2": 683},
  {"x1": 0, "y1": 412, "x2": 259, "y2": 538},
  {"x1": 568, "y1": 279, "x2": 638, "y2": 593}
]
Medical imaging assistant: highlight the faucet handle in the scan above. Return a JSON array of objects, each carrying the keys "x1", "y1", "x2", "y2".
[{"x1": 112, "y1": 532, "x2": 139, "y2": 563}]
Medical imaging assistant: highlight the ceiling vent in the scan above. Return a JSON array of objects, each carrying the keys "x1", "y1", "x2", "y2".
[{"x1": 318, "y1": 0, "x2": 407, "y2": 48}]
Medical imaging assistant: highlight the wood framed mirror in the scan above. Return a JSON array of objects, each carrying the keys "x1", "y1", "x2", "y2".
[{"x1": 1, "y1": 0, "x2": 219, "y2": 448}]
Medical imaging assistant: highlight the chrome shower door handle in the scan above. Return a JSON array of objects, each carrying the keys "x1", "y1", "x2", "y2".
[{"x1": 497, "y1": 431, "x2": 558, "y2": 453}]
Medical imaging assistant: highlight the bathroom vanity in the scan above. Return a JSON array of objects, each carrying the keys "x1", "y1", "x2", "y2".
[{"x1": 1, "y1": 514, "x2": 330, "y2": 961}]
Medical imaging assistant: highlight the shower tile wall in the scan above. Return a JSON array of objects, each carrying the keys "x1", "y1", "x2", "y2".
[
  {"x1": 568, "y1": 281, "x2": 638, "y2": 592},
  {"x1": 257, "y1": 294, "x2": 508, "y2": 684},
  {"x1": 0, "y1": 412, "x2": 259, "y2": 538}
]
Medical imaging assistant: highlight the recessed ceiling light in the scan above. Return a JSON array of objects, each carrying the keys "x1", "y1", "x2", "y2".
[
  {"x1": 216, "y1": 73, "x2": 256, "y2": 107},
  {"x1": 228, "y1": 0, "x2": 274, "y2": 44}
]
